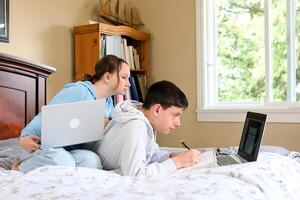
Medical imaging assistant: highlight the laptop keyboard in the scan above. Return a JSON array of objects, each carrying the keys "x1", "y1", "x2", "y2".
[{"x1": 217, "y1": 155, "x2": 240, "y2": 166}]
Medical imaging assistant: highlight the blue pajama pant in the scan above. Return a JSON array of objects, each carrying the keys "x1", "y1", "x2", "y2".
[{"x1": 19, "y1": 148, "x2": 102, "y2": 173}]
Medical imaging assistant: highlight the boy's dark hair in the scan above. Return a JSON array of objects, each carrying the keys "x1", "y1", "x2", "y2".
[{"x1": 142, "y1": 80, "x2": 188, "y2": 110}]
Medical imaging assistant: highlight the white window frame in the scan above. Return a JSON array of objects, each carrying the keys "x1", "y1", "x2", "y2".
[{"x1": 196, "y1": 0, "x2": 300, "y2": 122}]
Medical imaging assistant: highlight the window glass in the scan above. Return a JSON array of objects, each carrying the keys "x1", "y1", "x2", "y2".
[{"x1": 217, "y1": 0, "x2": 265, "y2": 103}]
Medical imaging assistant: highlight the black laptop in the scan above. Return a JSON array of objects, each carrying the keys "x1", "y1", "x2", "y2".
[{"x1": 217, "y1": 111, "x2": 267, "y2": 166}]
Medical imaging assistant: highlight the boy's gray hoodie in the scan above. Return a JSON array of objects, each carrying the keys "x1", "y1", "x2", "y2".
[{"x1": 93, "y1": 100, "x2": 177, "y2": 177}]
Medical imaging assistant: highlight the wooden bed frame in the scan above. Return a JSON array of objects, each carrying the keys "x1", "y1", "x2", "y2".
[{"x1": 0, "y1": 53, "x2": 55, "y2": 140}]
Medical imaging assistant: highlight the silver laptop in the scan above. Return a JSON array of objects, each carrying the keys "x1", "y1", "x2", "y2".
[
  {"x1": 217, "y1": 111, "x2": 267, "y2": 166},
  {"x1": 40, "y1": 100, "x2": 105, "y2": 149}
]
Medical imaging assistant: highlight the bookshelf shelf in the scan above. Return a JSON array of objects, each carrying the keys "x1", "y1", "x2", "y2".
[
  {"x1": 74, "y1": 23, "x2": 150, "y2": 41},
  {"x1": 130, "y1": 69, "x2": 146, "y2": 73},
  {"x1": 73, "y1": 23, "x2": 150, "y2": 81}
]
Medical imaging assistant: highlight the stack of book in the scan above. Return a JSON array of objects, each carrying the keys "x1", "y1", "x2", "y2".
[{"x1": 100, "y1": 35, "x2": 141, "y2": 70}]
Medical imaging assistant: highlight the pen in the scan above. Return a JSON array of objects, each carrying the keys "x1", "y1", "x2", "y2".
[{"x1": 180, "y1": 140, "x2": 191, "y2": 150}]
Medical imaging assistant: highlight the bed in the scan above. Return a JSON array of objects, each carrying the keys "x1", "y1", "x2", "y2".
[
  {"x1": 0, "y1": 140, "x2": 300, "y2": 200},
  {"x1": 1, "y1": 53, "x2": 300, "y2": 200}
]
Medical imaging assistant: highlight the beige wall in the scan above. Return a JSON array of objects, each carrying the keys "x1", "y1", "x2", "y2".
[
  {"x1": 133, "y1": 0, "x2": 300, "y2": 152},
  {"x1": 0, "y1": 0, "x2": 100, "y2": 98},
  {"x1": 1, "y1": 0, "x2": 299, "y2": 151}
]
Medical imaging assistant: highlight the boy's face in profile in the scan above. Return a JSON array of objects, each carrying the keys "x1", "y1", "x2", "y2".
[{"x1": 154, "y1": 105, "x2": 184, "y2": 134}]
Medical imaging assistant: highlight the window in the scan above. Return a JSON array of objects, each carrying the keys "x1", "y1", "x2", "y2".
[{"x1": 196, "y1": 0, "x2": 300, "y2": 122}]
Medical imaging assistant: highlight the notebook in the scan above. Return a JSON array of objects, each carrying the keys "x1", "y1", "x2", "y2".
[
  {"x1": 40, "y1": 100, "x2": 105, "y2": 149},
  {"x1": 216, "y1": 111, "x2": 267, "y2": 166}
]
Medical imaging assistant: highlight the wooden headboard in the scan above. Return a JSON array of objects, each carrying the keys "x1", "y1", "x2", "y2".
[{"x1": 0, "y1": 53, "x2": 56, "y2": 140}]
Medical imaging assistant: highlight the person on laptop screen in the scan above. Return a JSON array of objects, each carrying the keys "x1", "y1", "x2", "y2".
[
  {"x1": 91, "y1": 81, "x2": 201, "y2": 177},
  {"x1": 15, "y1": 55, "x2": 131, "y2": 173}
]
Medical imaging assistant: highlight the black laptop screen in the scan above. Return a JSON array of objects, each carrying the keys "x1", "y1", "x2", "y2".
[{"x1": 238, "y1": 112, "x2": 267, "y2": 161}]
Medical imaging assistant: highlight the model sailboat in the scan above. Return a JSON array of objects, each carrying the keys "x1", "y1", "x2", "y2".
[{"x1": 99, "y1": 0, "x2": 144, "y2": 28}]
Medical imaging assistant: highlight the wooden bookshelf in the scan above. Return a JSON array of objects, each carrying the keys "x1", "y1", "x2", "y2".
[{"x1": 73, "y1": 23, "x2": 150, "y2": 81}]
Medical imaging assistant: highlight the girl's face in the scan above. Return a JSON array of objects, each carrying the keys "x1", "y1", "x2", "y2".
[{"x1": 111, "y1": 62, "x2": 131, "y2": 95}]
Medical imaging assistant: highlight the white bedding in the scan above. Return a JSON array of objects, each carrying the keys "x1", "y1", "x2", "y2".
[{"x1": 1, "y1": 152, "x2": 300, "y2": 200}]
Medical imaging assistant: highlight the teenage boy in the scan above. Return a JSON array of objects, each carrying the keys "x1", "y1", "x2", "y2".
[{"x1": 92, "y1": 80, "x2": 201, "y2": 177}]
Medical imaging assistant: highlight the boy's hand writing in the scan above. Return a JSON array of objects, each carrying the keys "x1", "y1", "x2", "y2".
[{"x1": 171, "y1": 149, "x2": 201, "y2": 169}]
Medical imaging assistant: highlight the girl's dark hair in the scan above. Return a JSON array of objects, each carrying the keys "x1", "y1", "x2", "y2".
[
  {"x1": 82, "y1": 55, "x2": 127, "y2": 84},
  {"x1": 142, "y1": 80, "x2": 188, "y2": 110}
]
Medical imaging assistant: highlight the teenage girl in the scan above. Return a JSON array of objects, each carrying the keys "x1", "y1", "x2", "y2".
[{"x1": 16, "y1": 55, "x2": 131, "y2": 173}]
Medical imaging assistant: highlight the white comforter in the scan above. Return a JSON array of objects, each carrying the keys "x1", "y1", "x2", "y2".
[{"x1": 1, "y1": 152, "x2": 300, "y2": 200}]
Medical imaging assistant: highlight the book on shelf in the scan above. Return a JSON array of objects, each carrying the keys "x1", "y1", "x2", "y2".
[
  {"x1": 133, "y1": 49, "x2": 140, "y2": 70},
  {"x1": 136, "y1": 75, "x2": 146, "y2": 100},
  {"x1": 100, "y1": 35, "x2": 106, "y2": 57},
  {"x1": 120, "y1": 38, "x2": 125, "y2": 60},
  {"x1": 122, "y1": 38, "x2": 129, "y2": 65},
  {"x1": 128, "y1": 75, "x2": 139, "y2": 101},
  {"x1": 128, "y1": 45, "x2": 135, "y2": 69},
  {"x1": 112, "y1": 94, "x2": 124, "y2": 106},
  {"x1": 105, "y1": 35, "x2": 122, "y2": 58},
  {"x1": 132, "y1": 75, "x2": 143, "y2": 102},
  {"x1": 124, "y1": 89, "x2": 131, "y2": 101}
]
